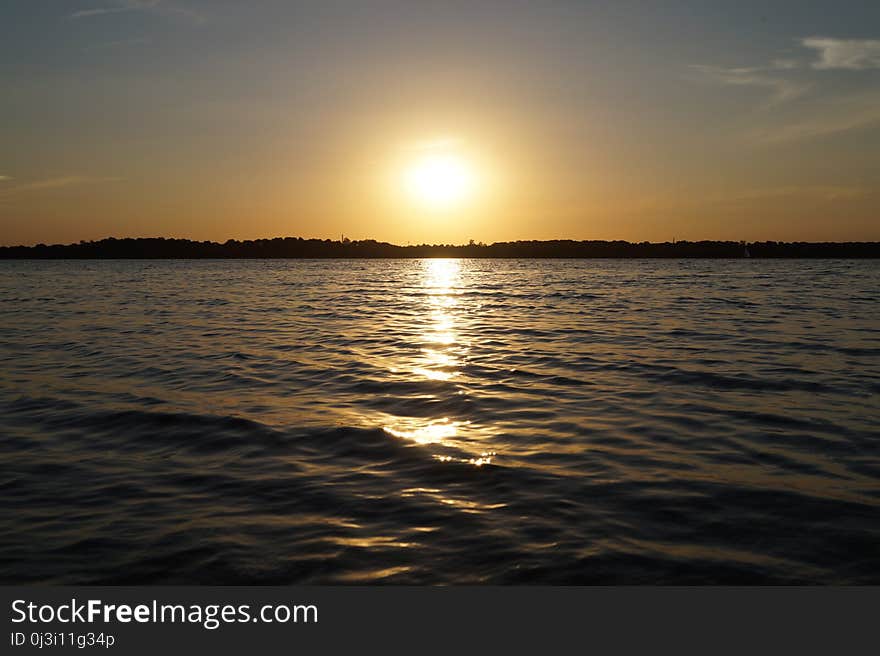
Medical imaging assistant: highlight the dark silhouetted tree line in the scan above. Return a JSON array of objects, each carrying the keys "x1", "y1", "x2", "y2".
[{"x1": 0, "y1": 236, "x2": 877, "y2": 258}]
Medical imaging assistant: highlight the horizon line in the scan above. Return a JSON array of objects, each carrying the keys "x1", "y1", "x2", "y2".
[{"x1": 4, "y1": 235, "x2": 880, "y2": 250}]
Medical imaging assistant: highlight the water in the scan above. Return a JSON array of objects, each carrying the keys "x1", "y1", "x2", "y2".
[{"x1": 1, "y1": 259, "x2": 878, "y2": 584}]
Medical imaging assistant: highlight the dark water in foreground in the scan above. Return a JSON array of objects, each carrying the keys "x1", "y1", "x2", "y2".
[{"x1": 1, "y1": 259, "x2": 878, "y2": 584}]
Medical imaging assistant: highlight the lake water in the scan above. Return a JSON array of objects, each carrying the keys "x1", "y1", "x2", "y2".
[{"x1": 1, "y1": 259, "x2": 878, "y2": 584}]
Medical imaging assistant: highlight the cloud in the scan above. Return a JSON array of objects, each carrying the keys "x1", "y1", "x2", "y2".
[
  {"x1": 771, "y1": 59, "x2": 799, "y2": 71},
  {"x1": 71, "y1": 1, "x2": 203, "y2": 23},
  {"x1": 606, "y1": 184, "x2": 872, "y2": 217},
  {"x1": 751, "y1": 91, "x2": 880, "y2": 143},
  {"x1": 0, "y1": 176, "x2": 120, "y2": 197},
  {"x1": 803, "y1": 37, "x2": 880, "y2": 70},
  {"x1": 0, "y1": 175, "x2": 11, "y2": 182},
  {"x1": 72, "y1": 0, "x2": 157, "y2": 19},
  {"x1": 724, "y1": 185, "x2": 870, "y2": 203},
  {"x1": 692, "y1": 37, "x2": 880, "y2": 141},
  {"x1": 690, "y1": 64, "x2": 809, "y2": 104},
  {"x1": 84, "y1": 37, "x2": 151, "y2": 51}
]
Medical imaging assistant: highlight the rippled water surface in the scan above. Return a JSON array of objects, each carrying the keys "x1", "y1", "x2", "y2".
[{"x1": 1, "y1": 259, "x2": 878, "y2": 584}]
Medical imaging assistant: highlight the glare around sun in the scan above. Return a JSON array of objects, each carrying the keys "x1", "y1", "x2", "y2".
[{"x1": 403, "y1": 152, "x2": 477, "y2": 210}]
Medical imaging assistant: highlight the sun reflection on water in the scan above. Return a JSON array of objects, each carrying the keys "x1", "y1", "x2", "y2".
[
  {"x1": 419, "y1": 259, "x2": 461, "y2": 355},
  {"x1": 383, "y1": 417, "x2": 462, "y2": 444},
  {"x1": 410, "y1": 259, "x2": 464, "y2": 382},
  {"x1": 379, "y1": 259, "x2": 494, "y2": 466}
]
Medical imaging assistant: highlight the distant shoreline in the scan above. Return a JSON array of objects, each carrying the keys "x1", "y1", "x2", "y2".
[{"x1": 1, "y1": 237, "x2": 879, "y2": 259}]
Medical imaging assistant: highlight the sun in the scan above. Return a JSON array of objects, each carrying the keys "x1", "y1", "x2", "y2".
[{"x1": 403, "y1": 152, "x2": 477, "y2": 210}]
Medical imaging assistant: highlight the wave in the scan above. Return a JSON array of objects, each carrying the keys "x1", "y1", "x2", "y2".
[{"x1": 1, "y1": 258, "x2": 878, "y2": 584}]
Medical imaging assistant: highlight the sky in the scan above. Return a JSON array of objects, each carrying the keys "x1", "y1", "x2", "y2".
[{"x1": 1, "y1": 0, "x2": 879, "y2": 245}]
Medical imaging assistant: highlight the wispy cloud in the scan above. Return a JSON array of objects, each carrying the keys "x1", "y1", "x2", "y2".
[
  {"x1": 84, "y1": 37, "x2": 151, "y2": 51},
  {"x1": 692, "y1": 36, "x2": 880, "y2": 104},
  {"x1": 771, "y1": 59, "x2": 798, "y2": 71},
  {"x1": 751, "y1": 91, "x2": 880, "y2": 143},
  {"x1": 693, "y1": 36, "x2": 880, "y2": 142},
  {"x1": 0, "y1": 176, "x2": 120, "y2": 197},
  {"x1": 72, "y1": 0, "x2": 157, "y2": 19},
  {"x1": 0, "y1": 175, "x2": 11, "y2": 182},
  {"x1": 803, "y1": 37, "x2": 880, "y2": 70},
  {"x1": 689, "y1": 64, "x2": 809, "y2": 105},
  {"x1": 606, "y1": 183, "x2": 872, "y2": 217},
  {"x1": 71, "y1": 1, "x2": 203, "y2": 24},
  {"x1": 723, "y1": 185, "x2": 870, "y2": 203}
]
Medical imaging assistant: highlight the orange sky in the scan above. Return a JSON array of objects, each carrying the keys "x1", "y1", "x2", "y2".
[{"x1": 2, "y1": 1, "x2": 878, "y2": 245}]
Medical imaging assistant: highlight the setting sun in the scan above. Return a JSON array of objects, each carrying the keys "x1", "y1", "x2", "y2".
[
  {"x1": 403, "y1": 152, "x2": 477, "y2": 210},
  {"x1": 2, "y1": 0, "x2": 879, "y2": 604}
]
